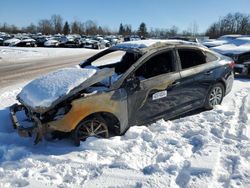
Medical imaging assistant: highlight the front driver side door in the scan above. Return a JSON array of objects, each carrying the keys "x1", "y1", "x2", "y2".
[{"x1": 125, "y1": 50, "x2": 183, "y2": 126}]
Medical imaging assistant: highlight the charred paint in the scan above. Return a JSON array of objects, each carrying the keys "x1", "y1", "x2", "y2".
[{"x1": 48, "y1": 89, "x2": 128, "y2": 133}]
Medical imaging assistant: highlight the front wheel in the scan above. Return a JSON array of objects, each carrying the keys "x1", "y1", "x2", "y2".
[
  {"x1": 73, "y1": 117, "x2": 109, "y2": 146},
  {"x1": 204, "y1": 83, "x2": 225, "y2": 110}
]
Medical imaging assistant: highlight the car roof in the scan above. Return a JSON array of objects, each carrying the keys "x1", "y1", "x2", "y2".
[{"x1": 110, "y1": 39, "x2": 202, "y2": 54}]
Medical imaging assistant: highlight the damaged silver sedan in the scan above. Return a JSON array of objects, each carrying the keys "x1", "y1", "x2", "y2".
[{"x1": 10, "y1": 40, "x2": 234, "y2": 146}]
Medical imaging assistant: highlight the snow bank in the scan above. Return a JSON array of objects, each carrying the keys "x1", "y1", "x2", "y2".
[
  {"x1": 0, "y1": 79, "x2": 250, "y2": 187},
  {"x1": 18, "y1": 68, "x2": 96, "y2": 109}
]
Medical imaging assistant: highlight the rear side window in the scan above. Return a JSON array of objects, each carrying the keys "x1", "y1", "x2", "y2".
[
  {"x1": 178, "y1": 49, "x2": 206, "y2": 69},
  {"x1": 205, "y1": 51, "x2": 218, "y2": 62}
]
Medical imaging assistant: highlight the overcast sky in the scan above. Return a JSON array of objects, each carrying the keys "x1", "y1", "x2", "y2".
[{"x1": 0, "y1": 0, "x2": 250, "y2": 32}]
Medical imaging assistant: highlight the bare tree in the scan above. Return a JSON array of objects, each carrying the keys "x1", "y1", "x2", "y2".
[
  {"x1": 168, "y1": 25, "x2": 179, "y2": 37},
  {"x1": 85, "y1": 20, "x2": 97, "y2": 35},
  {"x1": 24, "y1": 23, "x2": 37, "y2": 33},
  {"x1": 51, "y1": 15, "x2": 63, "y2": 34},
  {"x1": 206, "y1": 12, "x2": 250, "y2": 38},
  {"x1": 71, "y1": 21, "x2": 82, "y2": 34},
  {"x1": 38, "y1": 19, "x2": 53, "y2": 34}
]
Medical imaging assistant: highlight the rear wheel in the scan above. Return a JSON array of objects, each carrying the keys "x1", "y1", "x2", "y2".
[
  {"x1": 73, "y1": 117, "x2": 109, "y2": 146},
  {"x1": 204, "y1": 83, "x2": 225, "y2": 110}
]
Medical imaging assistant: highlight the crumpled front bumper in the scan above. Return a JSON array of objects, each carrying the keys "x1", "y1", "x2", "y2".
[{"x1": 9, "y1": 103, "x2": 44, "y2": 144}]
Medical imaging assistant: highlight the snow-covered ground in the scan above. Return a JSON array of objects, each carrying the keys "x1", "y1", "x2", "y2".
[
  {"x1": 0, "y1": 44, "x2": 250, "y2": 187},
  {"x1": 0, "y1": 47, "x2": 97, "y2": 63},
  {"x1": 0, "y1": 78, "x2": 250, "y2": 187}
]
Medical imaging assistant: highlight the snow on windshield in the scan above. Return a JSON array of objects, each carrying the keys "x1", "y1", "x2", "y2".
[
  {"x1": 18, "y1": 67, "x2": 96, "y2": 109},
  {"x1": 91, "y1": 50, "x2": 126, "y2": 67}
]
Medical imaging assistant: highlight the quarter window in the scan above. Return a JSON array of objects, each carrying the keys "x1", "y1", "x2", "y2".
[
  {"x1": 178, "y1": 49, "x2": 206, "y2": 69},
  {"x1": 205, "y1": 51, "x2": 218, "y2": 62}
]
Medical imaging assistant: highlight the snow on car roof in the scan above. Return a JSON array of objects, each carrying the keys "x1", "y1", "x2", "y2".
[
  {"x1": 114, "y1": 40, "x2": 164, "y2": 49},
  {"x1": 231, "y1": 37, "x2": 250, "y2": 45},
  {"x1": 18, "y1": 67, "x2": 97, "y2": 109},
  {"x1": 112, "y1": 39, "x2": 197, "y2": 52},
  {"x1": 212, "y1": 43, "x2": 250, "y2": 55}
]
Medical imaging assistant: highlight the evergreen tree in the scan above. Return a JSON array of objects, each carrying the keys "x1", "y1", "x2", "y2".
[
  {"x1": 137, "y1": 22, "x2": 147, "y2": 38},
  {"x1": 63, "y1": 21, "x2": 70, "y2": 35},
  {"x1": 119, "y1": 23, "x2": 125, "y2": 35}
]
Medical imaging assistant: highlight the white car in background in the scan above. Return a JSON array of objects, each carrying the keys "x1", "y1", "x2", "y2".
[
  {"x1": 44, "y1": 37, "x2": 60, "y2": 47},
  {"x1": 3, "y1": 38, "x2": 21, "y2": 46},
  {"x1": 202, "y1": 34, "x2": 244, "y2": 48},
  {"x1": 211, "y1": 37, "x2": 250, "y2": 75}
]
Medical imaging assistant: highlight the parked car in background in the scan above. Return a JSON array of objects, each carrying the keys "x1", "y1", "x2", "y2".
[
  {"x1": 35, "y1": 36, "x2": 48, "y2": 47},
  {"x1": 202, "y1": 34, "x2": 244, "y2": 48},
  {"x1": 44, "y1": 37, "x2": 60, "y2": 47},
  {"x1": 59, "y1": 35, "x2": 81, "y2": 48},
  {"x1": 3, "y1": 38, "x2": 21, "y2": 46},
  {"x1": 124, "y1": 35, "x2": 141, "y2": 41},
  {"x1": 10, "y1": 40, "x2": 234, "y2": 146},
  {"x1": 0, "y1": 33, "x2": 11, "y2": 45},
  {"x1": 211, "y1": 37, "x2": 250, "y2": 75},
  {"x1": 105, "y1": 35, "x2": 121, "y2": 46},
  {"x1": 0, "y1": 37, "x2": 3, "y2": 46},
  {"x1": 81, "y1": 38, "x2": 104, "y2": 49},
  {"x1": 14, "y1": 38, "x2": 37, "y2": 47}
]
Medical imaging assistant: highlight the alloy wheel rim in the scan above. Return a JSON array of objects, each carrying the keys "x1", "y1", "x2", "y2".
[
  {"x1": 77, "y1": 120, "x2": 109, "y2": 140},
  {"x1": 209, "y1": 87, "x2": 223, "y2": 106}
]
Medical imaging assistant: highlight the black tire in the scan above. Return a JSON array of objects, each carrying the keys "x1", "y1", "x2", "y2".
[
  {"x1": 204, "y1": 83, "x2": 225, "y2": 110},
  {"x1": 73, "y1": 116, "x2": 109, "y2": 146}
]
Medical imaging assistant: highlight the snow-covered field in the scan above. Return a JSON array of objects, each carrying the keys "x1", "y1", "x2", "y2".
[
  {"x1": 0, "y1": 45, "x2": 250, "y2": 187},
  {"x1": 0, "y1": 47, "x2": 96, "y2": 63},
  {"x1": 0, "y1": 78, "x2": 250, "y2": 187}
]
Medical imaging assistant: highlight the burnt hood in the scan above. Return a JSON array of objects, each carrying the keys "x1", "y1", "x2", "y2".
[{"x1": 17, "y1": 67, "x2": 114, "y2": 113}]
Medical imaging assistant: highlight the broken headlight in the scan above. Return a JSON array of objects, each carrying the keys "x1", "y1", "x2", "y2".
[
  {"x1": 53, "y1": 104, "x2": 72, "y2": 121},
  {"x1": 40, "y1": 104, "x2": 72, "y2": 123}
]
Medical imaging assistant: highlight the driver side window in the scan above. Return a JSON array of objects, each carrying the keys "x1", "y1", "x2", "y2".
[{"x1": 135, "y1": 51, "x2": 174, "y2": 79}]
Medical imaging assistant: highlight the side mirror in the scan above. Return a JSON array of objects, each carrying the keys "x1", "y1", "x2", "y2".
[{"x1": 124, "y1": 76, "x2": 140, "y2": 92}]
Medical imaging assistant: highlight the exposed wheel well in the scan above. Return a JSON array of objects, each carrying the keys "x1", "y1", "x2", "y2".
[
  {"x1": 80, "y1": 112, "x2": 121, "y2": 135},
  {"x1": 217, "y1": 80, "x2": 226, "y2": 96}
]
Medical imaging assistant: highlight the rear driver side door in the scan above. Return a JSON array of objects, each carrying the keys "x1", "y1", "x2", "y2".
[{"x1": 176, "y1": 47, "x2": 216, "y2": 109}]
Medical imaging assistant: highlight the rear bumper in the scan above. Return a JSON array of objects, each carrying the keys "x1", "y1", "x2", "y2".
[{"x1": 9, "y1": 104, "x2": 44, "y2": 144}]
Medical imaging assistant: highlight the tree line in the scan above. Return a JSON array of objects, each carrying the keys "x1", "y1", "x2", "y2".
[
  {"x1": 0, "y1": 12, "x2": 249, "y2": 38},
  {"x1": 0, "y1": 15, "x2": 114, "y2": 36},
  {"x1": 206, "y1": 12, "x2": 250, "y2": 38}
]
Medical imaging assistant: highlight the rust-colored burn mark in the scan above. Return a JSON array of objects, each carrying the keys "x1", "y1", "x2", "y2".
[{"x1": 48, "y1": 92, "x2": 120, "y2": 132}]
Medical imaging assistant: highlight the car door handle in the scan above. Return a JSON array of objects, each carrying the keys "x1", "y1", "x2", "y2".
[
  {"x1": 169, "y1": 81, "x2": 180, "y2": 87},
  {"x1": 204, "y1": 70, "x2": 213, "y2": 75}
]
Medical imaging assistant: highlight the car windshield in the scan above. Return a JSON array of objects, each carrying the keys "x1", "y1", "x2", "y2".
[
  {"x1": 91, "y1": 50, "x2": 126, "y2": 67},
  {"x1": 81, "y1": 49, "x2": 142, "y2": 75}
]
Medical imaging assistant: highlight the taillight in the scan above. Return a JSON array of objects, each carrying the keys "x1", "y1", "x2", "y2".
[{"x1": 229, "y1": 61, "x2": 235, "y2": 69}]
